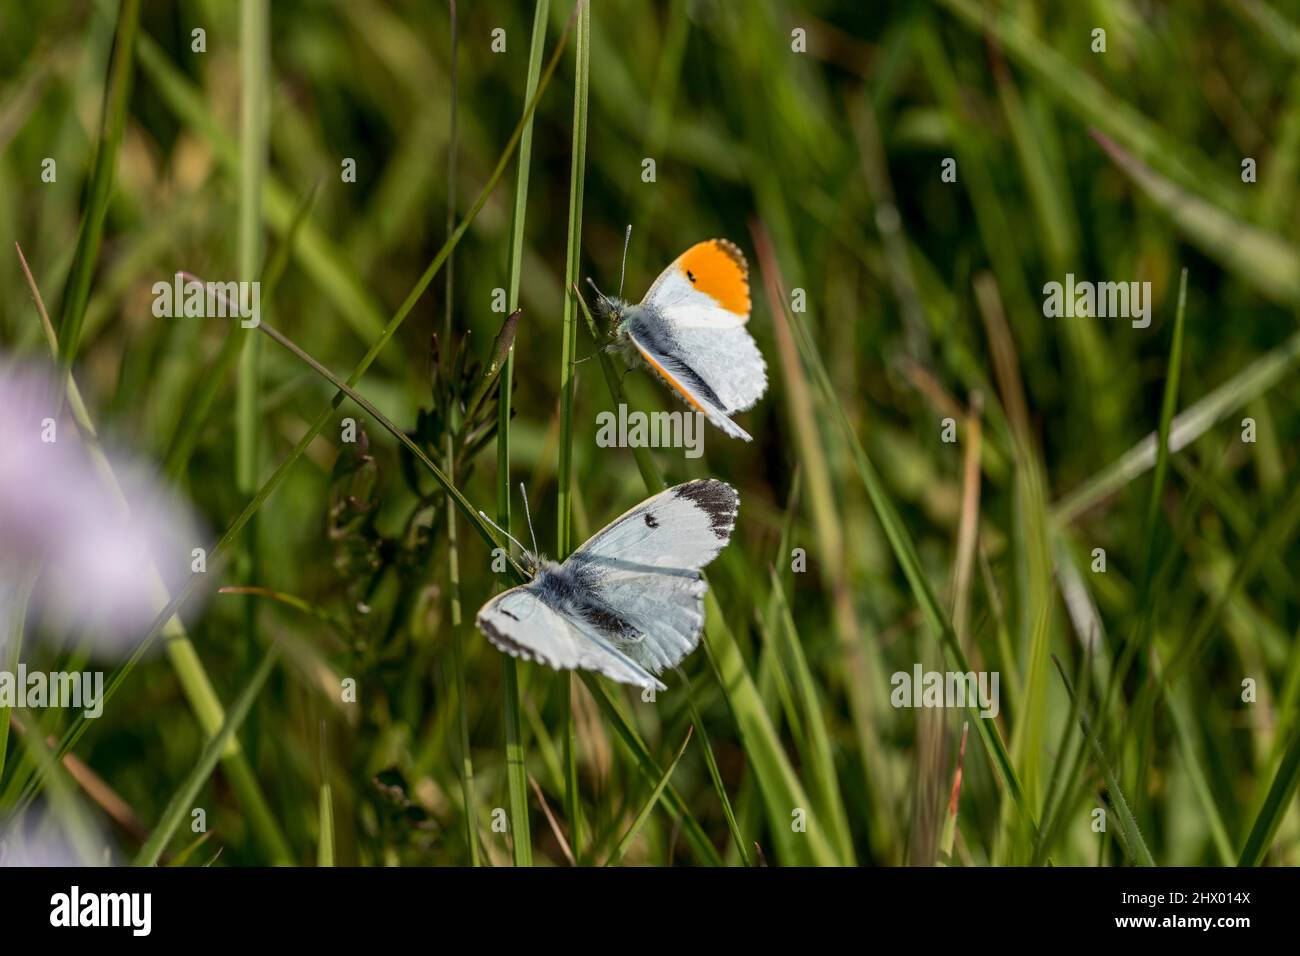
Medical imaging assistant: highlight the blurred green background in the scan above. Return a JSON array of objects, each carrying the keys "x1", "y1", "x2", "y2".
[{"x1": 2, "y1": 0, "x2": 1299, "y2": 866}]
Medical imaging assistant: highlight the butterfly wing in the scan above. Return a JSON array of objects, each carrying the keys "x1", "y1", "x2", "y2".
[
  {"x1": 560, "y1": 479, "x2": 739, "y2": 677},
  {"x1": 643, "y1": 238, "x2": 753, "y2": 327},
  {"x1": 622, "y1": 332, "x2": 755, "y2": 441},
  {"x1": 630, "y1": 240, "x2": 767, "y2": 439},
  {"x1": 476, "y1": 584, "x2": 665, "y2": 690}
]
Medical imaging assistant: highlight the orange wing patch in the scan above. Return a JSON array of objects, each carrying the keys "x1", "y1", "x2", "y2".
[{"x1": 677, "y1": 239, "x2": 751, "y2": 316}]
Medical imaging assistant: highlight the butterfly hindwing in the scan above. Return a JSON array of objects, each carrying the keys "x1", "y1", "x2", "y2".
[
  {"x1": 476, "y1": 584, "x2": 663, "y2": 690},
  {"x1": 655, "y1": 323, "x2": 767, "y2": 413},
  {"x1": 625, "y1": 331, "x2": 754, "y2": 441}
]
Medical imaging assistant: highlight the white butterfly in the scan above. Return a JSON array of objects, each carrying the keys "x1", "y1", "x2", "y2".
[
  {"x1": 593, "y1": 238, "x2": 768, "y2": 442},
  {"x1": 475, "y1": 480, "x2": 739, "y2": 690}
]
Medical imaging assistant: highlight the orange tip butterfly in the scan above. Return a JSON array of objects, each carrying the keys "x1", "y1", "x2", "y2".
[{"x1": 590, "y1": 232, "x2": 768, "y2": 441}]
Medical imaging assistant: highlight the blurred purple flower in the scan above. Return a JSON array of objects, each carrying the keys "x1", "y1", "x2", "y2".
[
  {"x1": 0, "y1": 360, "x2": 204, "y2": 656},
  {"x1": 0, "y1": 809, "x2": 112, "y2": 867}
]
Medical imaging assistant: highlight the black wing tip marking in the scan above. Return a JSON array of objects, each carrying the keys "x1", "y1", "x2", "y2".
[
  {"x1": 672, "y1": 479, "x2": 739, "y2": 540},
  {"x1": 709, "y1": 238, "x2": 749, "y2": 278}
]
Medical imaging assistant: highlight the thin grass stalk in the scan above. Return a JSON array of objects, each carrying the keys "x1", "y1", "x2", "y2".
[
  {"x1": 317, "y1": 778, "x2": 335, "y2": 867},
  {"x1": 768, "y1": 568, "x2": 856, "y2": 864},
  {"x1": 498, "y1": 0, "x2": 553, "y2": 870},
  {"x1": 317, "y1": 721, "x2": 334, "y2": 867},
  {"x1": 442, "y1": 0, "x2": 480, "y2": 868},
  {"x1": 1239, "y1": 721, "x2": 1300, "y2": 866},
  {"x1": 1125, "y1": 269, "x2": 1189, "y2": 808},
  {"x1": 1031, "y1": 643, "x2": 1092, "y2": 866},
  {"x1": 938, "y1": 722, "x2": 969, "y2": 865},
  {"x1": 604, "y1": 727, "x2": 692, "y2": 866},
  {"x1": 951, "y1": 391, "x2": 984, "y2": 647},
  {"x1": 56, "y1": 0, "x2": 139, "y2": 376},
  {"x1": 1052, "y1": 334, "x2": 1300, "y2": 525},
  {"x1": 235, "y1": 0, "x2": 269, "y2": 799},
  {"x1": 1051, "y1": 656, "x2": 1156, "y2": 866},
  {"x1": 134, "y1": 644, "x2": 282, "y2": 867},
  {"x1": 163, "y1": 183, "x2": 318, "y2": 479},
  {"x1": 556, "y1": 0, "x2": 591, "y2": 862},
  {"x1": 1081, "y1": 271, "x2": 1187, "y2": 801},
  {"x1": 679, "y1": 673, "x2": 749, "y2": 865},
  {"x1": 582, "y1": 676, "x2": 723, "y2": 865}
]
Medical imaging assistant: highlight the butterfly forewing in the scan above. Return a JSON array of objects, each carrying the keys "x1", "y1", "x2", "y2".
[
  {"x1": 624, "y1": 332, "x2": 755, "y2": 440},
  {"x1": 643, "y1": 239, "x2": 752, "y2": 326},
  {"x1": 561, "y1": 479, "x2": 739, "y2": 676}
]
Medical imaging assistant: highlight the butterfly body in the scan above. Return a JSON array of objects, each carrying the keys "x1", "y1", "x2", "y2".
[
  {"x1": 597, "y1": 239, "x2": 767, "y2": 441},
  {"x1": 476, "y1": 479, "x2": 739, "y2": 690}
]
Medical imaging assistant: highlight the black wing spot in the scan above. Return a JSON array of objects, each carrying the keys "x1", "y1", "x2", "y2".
[
  {"x1": 501, "y1": 609, "x2": 520, "y2": 621},
  {"x1": 644, "y1": 512, "x2": 659, "y2": 529},
  {"x1": 686, "y1": 270, "x2": 696, "y2": 283}
]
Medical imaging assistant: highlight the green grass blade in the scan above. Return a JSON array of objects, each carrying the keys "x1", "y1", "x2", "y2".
[
  {"x1": 1053, "y1": 329, "x2": 1300, "y2": 524},
  {"x1": 497, "y1": 0, "x2": 550, "y2": 523},
  {"x1": 937, "y1": 0, "x2": 1245, "y2": 216},
  {"x1": 317, "y1": 760, "x2": 335, "y2": 868},
  {"x1": 1239, "y1": 721, "x2": 1300, "y2": 866},
  {"x1": 234, "y1": 0, "x2": 269, "y2": 826},
  {"x1": 605, "y1": 727, "x2": 693, "y2": 866},
  {"x1": 768, "y1": 568, "x2": 855, "y2": 864},
  {"x1": 556, "y1": 0, "x2": 591, "y2": 863},
  {"x1": 441, "y1": 0, "x2": 480, "y2": 870},
  {"x1": 556, "y1": 0, "x2": 590, "y2": 559},
  {"x1": 500, "y1": 659, "x2": 533, "y2": 865},
  {"x1": 1051, "y1": 656, "x2": 1155, "y2": 866},
  {"x1": 582, "y1": 676, "x2": 722, "y2": 866},
  {"x1": 1163, "y1": 679, "x2": 1235, "y2": 865},
  {"x1": 1093, "y1": 132, "x2": 1300, "y2": 305},
  {"x1": 680, "y1": 674, "x2": 749, "y2": 866},
  {"x1": 236, "y1": 0, "x2": 268, "y2": 506},
  {"x1": 56, "y1": 0, "x2": 139, "y2": 374},
  {"x1": 134, "y1": 644, "x2": 283, "y2": 867},
  {"x1": 1143, "y1": 269, "x2": 1189, "y2": 583},
  {"x1": 497, "y1": 0, "x2": 554, "y2": 870}
]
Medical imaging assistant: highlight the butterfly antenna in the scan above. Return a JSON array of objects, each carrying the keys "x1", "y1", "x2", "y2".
[
  {"x1": 585, "y1": 276, "x2": 610, "y2": 306},
  {"x1": 478, "y1": 510, "x2": 529, "y2": 557},
  {"x1": 617, "y1": 223, "x2": 632, "y2": 298},
  {"x1": 519, "y1": 482, "x2": 540, "y2": 557}
]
